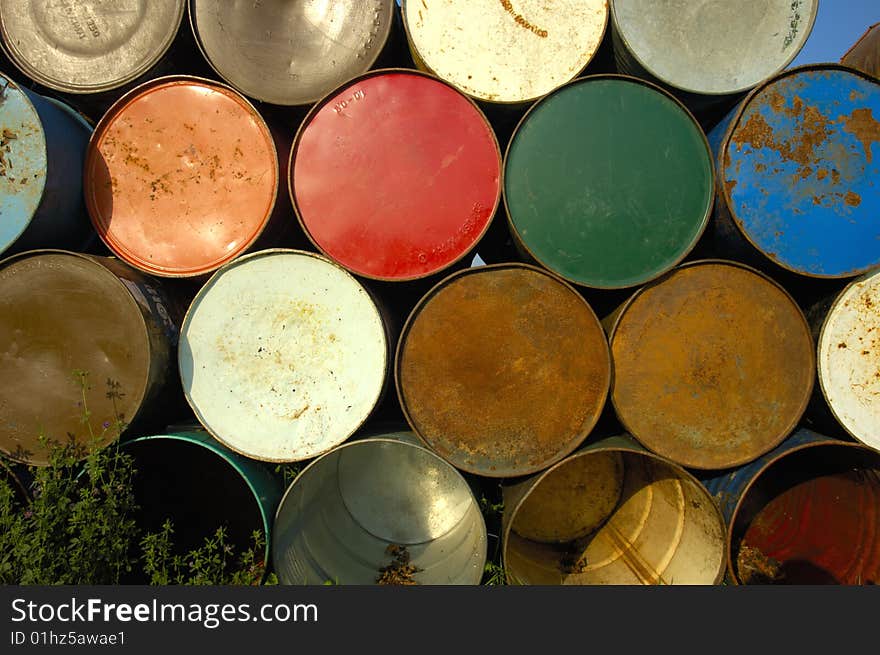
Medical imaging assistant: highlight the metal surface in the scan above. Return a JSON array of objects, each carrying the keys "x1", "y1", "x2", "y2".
[
  {"x1": 123, "y1": 429, "x2": 282, "y2": 579},
  {"x1": 503, "y1": 75, "x2": 713, "y2": 290},
  {"x1": 609, "y1": 260, "x2": 815, "y2": 471},
  {"x1": 290, "y1": 69, "x2": 500, "y2": 281},
  {"x1": 84, "y1": 76, "x2": 279, "y2": 278},
  {"x1": 503, "y1": 435, "x2": 727, "y2": 585},
  {"x1": 179, "y1": 249, "x2": 389, "y2": 463},
  {"x1": 817, "y1": 269, "x2": 880, "y2": 451},
  {"x1": 0, "y1": 0, "x2": 184, "y2": 94},
  {"x1": 717, "y1": 437, "x2": 880, "y2": 584},
  {"x1": 272, "y1": 436, "x2": 487, "y2": 585},
  {"x1": 610, "y1": 0, "x2": 817, "y2": 98},
  {"x1": 190, "y1": 0, "x2": 393, "y2": 106},
  {"x1": 0, "y1": 74, "x2": 94, "y2": 256},
  {"x1": 0, "y1": 250, "x2": 180, "y2": 466},
  {"x1": 842, "y1": 22, "x2": 880, "y2": 78},
  {"x1": 711, "y1": 65, "x2": 880, "y2": 278},
  {"x1": 402, "y1": 0, "x2": 608, "y2": 104},
  {"x1": 396, "y1": 263, "x2": 611, "y2": 478},
  {"x1": 700, "y1": 428, "x2": 836, "y2": 525}
]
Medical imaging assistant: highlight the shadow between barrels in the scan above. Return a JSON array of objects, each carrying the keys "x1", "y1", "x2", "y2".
[{"x1": 120, "y1": 431, "x2": 282, "y2": 584}]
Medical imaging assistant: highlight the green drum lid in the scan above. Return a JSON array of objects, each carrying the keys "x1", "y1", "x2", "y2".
[{"x1": 504, "y1": 76, "x2": 714, "y2": 289}]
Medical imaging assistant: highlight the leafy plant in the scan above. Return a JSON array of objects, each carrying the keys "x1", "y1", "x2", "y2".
[
  {"x1": 0, "y1": 370, "x2": 277, "y2": 586},
  {"x1": 141, "y1": 521, "x2": 269, "y2": 586}
]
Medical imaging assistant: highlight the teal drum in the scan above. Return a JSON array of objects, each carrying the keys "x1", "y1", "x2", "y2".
[
  {"x1": 504, "y1": 75, "x2": 714, "y2": 290},
  {"x1": 122, "y1": 429, "x2": 283, "y2": 582},
  {"x1": 0, "y1": 73, "x2": 94, "y2": 256}
]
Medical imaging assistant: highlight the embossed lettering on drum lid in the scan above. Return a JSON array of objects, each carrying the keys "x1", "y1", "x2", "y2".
[{"x1": 0, "y1": 0, "x2": 184, "y2": 93}]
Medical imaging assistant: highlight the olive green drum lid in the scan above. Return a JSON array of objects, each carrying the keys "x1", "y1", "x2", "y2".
[
  {"x1": 0, "y1": 252, "x2": 151, "y2": 465},
  {"x1": 504, "y1": 76, "x2": 713, "y2": 289}
]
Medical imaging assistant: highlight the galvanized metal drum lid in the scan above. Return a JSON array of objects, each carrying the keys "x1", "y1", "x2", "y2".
[
  {"x1": 191, "y1": 0, "x2": 394, "y2": 106},
  {"x1": 291, "y1": 70, "x2": 501, "y2": 281},
  {"x1": 403, "y1": 0, "x2": 608, "y2": 104},
  {"x1": 0, "y1": 75, "x2": 48, "y2": 254},
  {"x1": 610, "y1": 0, "x2": 817, "y2": 96},
  {"x1": 610, "y1": 260, "x2": 815, "y2": 471},
  {"x1": 179, "y1": 250, "x2": 388, "y2": 463},
  {"x1": 504, "y1": 75, "x2": 713, "y2": 289},
  {"x1": 719, "y1": 65, "x2": 880, "y2": 278},
  {"x1": 84, "y1": 76, "x2": 279, "y2": 278},
  {"x1": 503, "y1": 442, "x2": 726, "y2": 585},
  {"x1": 0, "y1": 0, "x2": 184, "y2": 94},
  {"x1": 272, "y1": 436, "x2": 487, "y2": 585},
  {"x1": 818, "y1": 269, "x2": 880, "y2": 451},
  {"x1": 728, "y1": 443, "x2": 880, "y2": 585},
  {"x1": 396, "y1": 264, "x2": 611, "y2": 478},
  {"x1": 0, "y1": 250, "x2": 152, "y2": 466}
]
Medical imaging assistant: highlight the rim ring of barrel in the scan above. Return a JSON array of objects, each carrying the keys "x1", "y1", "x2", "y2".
[
  {"x1": 394, "y1": 262, "x2": 611, "y2": 478},
  {"x1": 502, "y1": 442, "x2": 728, "y2": 586},
  {"x1": 0, "y1": 1, "x2": 185, "y2": 95},
  {"x1": 288, "y1": 67, "x2": 502, "y2": 282},
  {"x1": 607, "y1": 259, "x2": 815, "y2": 471},
  {"x1": 717, "y1": 63, "x2": 880, "y2": 279},
  {"x1": 502, "y1": 73, "x2": 714, "y2": 290},
  {"x1": 83, "y1": 74, "x2": 280, "y2": 278}
]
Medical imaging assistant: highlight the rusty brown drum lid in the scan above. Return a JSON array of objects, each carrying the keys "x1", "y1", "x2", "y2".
[
  {"x1": 609, "y1": 260, "x2": 815, "y2": 471},
  {"x1": 0, "y1": 250, "x2": 159, "y2": 465},
  {"x1": 396, "y1": 263, "x2": 611, "y2": 478}
]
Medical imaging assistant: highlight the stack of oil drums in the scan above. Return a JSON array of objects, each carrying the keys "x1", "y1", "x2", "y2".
[{"x1": 1, "y1": 0, "x2": 878, "y2": 586}]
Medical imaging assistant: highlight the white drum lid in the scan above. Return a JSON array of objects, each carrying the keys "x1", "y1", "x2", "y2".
[
  {"x1": 819, "y1": 270, "x2": 880, "y2": 451},
  {"x1": 404, "y1": 0, "x2": 608, "y2": 103},
  {"x1": 612, "y1": 0, "x2": 817, "y2": 95},
  {"x1": 179, "y1": 250, "x2": 388, "y2": 462}
]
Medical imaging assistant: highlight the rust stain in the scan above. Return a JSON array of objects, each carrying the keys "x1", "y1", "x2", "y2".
[
  {"x1": 838, "y1": 107, "x2": 880, "y2": 164},
  {"x1": 732, "y1": 99, "x2": 834, "y2": 180},
  {"x1": 845, "y1": 191, "x2": 862, "y2": 207},
  {"x1": 610, "y1": 263, "x2": 814, "y2": 470},
  {"x1": 817, "y1": 168, "x2": 828, "y2": 181},
  {"x1": 399, "y1": 267, "x2": 610, "y2": 477}
]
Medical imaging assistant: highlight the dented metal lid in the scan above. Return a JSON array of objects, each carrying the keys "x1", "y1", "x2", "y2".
[
  {"x1": 190, "y1": 0, "x2": 394, "y2": 106},
  {"x1": 179, "y1": 249, "x2": 389, "y2": 463},
  {"x1": 0, "y1": 0, "x2": 184, "y2": 94},
  {"x1": 718, "y1": 65, "x2": 880, "y2": 278},
  {"x1": 403, "y1": 0, "x2": 608, "y2": 104},
  {"x1": 818, "y1": 269, "x2": 880, "y2": 451},
  {"x1": 84, "y1": 76, "x2": 279, "y2": 278}
]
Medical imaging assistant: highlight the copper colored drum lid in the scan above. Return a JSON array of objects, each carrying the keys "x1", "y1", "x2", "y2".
[
  {"x1": 291, "y1": 70, "x2": 501, "y2": 281},
  {"x1": 84, "y1": 76, "x2": 278, "y2": 277},
  {"x1": 610, "y1": 261, "x2": 815, "y2": 470},
  {"x1": 0, "y1": 251, "x2": 151, "y2": 466},
  {"x1": 396, "y1": 264, "x2": 611, "y2": 477}
]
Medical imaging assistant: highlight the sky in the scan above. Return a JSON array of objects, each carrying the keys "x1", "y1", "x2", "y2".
[{"x1": 787, "y1": 0, "x2": 878, "y2": 67}]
